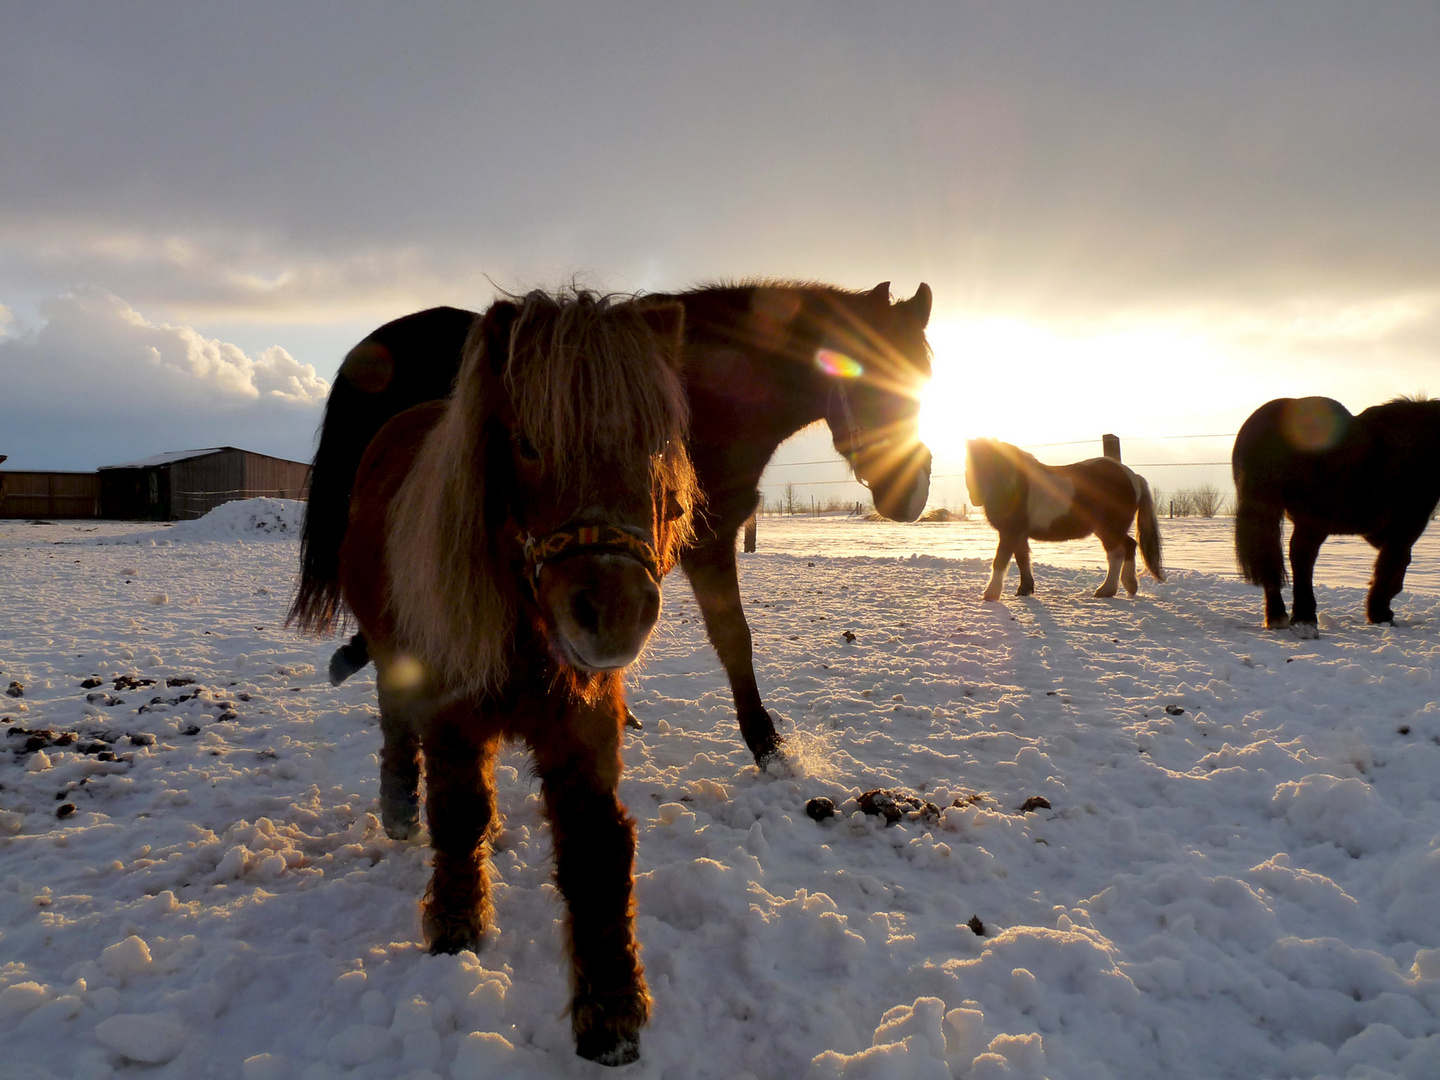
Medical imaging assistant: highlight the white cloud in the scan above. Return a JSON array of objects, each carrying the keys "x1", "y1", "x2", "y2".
[{"x1": 3, "y1": 289, "x2": 329, "y2": 406}]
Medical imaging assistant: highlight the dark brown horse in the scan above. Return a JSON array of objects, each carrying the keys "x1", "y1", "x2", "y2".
[
  {"x1": 965, "y1": 438, "x2": 1165, "y2": 600},
  {"x1": 1234, "y1": 395, "x2": 1440, "y2": 638},
  {"x1": 319, "y1": 291, "x2": 696, "y2": 1065},
  {"x1": 291, "y1": 280, "x2": 933, "y2": 766}
]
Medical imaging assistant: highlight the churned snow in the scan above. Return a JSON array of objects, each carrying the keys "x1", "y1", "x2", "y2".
[{"x1": 3, "y1": 502, "x2": 1440, "y2": 1079}]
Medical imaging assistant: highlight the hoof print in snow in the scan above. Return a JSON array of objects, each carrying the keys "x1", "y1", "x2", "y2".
[
  {"x1": 6, "y1": 682, "x2": 23, "y2": 698},
  {"x1": 218, "y1": 710, "x2": 239, "y2": 722},
  {"x1": 181, "y1": 724, "x2": 201, "y2": 736},
  {"x1": 842, "y1": 631, "x2": 857, "y2": 643},
  {"x1": 967, "y1": 915, "x2": 986, "y2": 936},
  {"x1": 805, "y1": 797, "x2": 836, "y2": 821},
  {"x1": 56, "y1": 803, "x2": 76, "y2": 819},
  {"x1": 10, "y1": 728, "x2": 77, "y2": 755},
  {"x1": 1019, "y1": 795, "x2": 1051, "y2": 813},
  {"x1": 80, "y1": 676, "x2": 103, "y2": 689},
  {"x1": 1164, "y1": 705, "x2": 1185, "y2": 715}
]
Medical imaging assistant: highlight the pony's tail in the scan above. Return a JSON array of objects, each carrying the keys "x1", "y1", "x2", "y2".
[
  {"x1": 1234, "y1": 479, "x2": 1287, "y2": 588},
  {"x1": 1135, "y1": 478, "x2": 1166, "y2": 582},
  {"x1": 288, "y1": 374, "x2": 371, "y2": 634}
]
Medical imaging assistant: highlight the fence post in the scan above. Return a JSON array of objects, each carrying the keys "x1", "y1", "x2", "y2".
[
  {"x1": 743, "y1": 511, "x2": 757, "y2": 552},
  {"x1": 1102, "y1": 434, "x2": 1121, "y2": 461}
]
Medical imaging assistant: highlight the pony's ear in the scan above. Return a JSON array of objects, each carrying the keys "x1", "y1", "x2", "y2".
[
  {"x1": 899, "y1": 283, "x2": 932, "y2": 328},
  {"x1": 477, "y1": 300, "x2": 523, "y2": 374},
  {"x1": 638, "y1": 302, "x2": 686, "y2": 371},
  {"x1": 865, "y1": 281, "x2": 892, "y2": 305}
]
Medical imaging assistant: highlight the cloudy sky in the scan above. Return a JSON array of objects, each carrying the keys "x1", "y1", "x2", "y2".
[{"x1": 2, "y1": 2, "x2": 1437, "y2": 506}]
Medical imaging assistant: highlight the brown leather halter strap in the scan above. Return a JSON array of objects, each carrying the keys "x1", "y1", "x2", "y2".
[{"x1": 522, "y1": 524, "x2": 662, "y2": 590}]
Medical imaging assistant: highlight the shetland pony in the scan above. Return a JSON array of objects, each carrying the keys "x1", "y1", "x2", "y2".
[
  {"x1": 1233, "y1": 395, "x2": 1440, "y2": 638},
  {"x1": 290, "y1": 280, "x2": 933, "y2": 766},
  {"x1": 965, "y1": 438, "x2": 1165, "y2": 600},
  {"x1": 327, "y1": 291, "x2": 696, "y2": 1066}
]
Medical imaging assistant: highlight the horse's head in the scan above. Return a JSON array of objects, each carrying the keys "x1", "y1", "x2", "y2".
[
  {"x1": 820, "y1": 282, "x2": 934, "y2": 522},
  {"x1": 476, "y1": 292, "x2": 696, "y2": 674}
]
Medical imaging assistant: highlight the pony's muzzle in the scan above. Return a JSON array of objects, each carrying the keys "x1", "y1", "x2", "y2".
[
  {"x1": 539, "y1": 552, "x2": 662, "y2": 671},
  {"x1": 867, "y1": 445, "x2": 932, "y2": 523}
]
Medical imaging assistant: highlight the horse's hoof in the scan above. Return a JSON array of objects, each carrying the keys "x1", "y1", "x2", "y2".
[
  {"x1": 1093, "y1": 587, "x2": 1118, "y2": 599},
  {"x1": 422, "y1": 900, "x2": 485, "y2": 955},
  {"x1": 1265, "y1": 615, "x2": 1290, "y2": 630},
  {"x1": 624, "y1": 707, "x2": 643, "y2": 730},
  {"x1": 982, "y1": 592, "x2": 1000, "y2": 602},
  {"x1": 1289, "y1": 621, "x2": 1320, "y2": 640},
  {"x1": 576, "y1": 1032, "x2": 640, "y2": 1067},
  {"x1": 574, "y1": 990, "x2": 648, "y2": 1067},
  {"x1": 381, "y1": 811, "x2": 419, "y2": 842},
  {"x1": 754, "y1": 736, "x2": 790, "y2": 775},
  {"x1": 1015, "y1": 585, "x2": 1034, "y2": 597}
]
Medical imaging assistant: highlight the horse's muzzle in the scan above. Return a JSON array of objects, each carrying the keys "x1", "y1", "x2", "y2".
[
  {"x1": 867, "y1": 445, "x2": 932, "y2": 523},
  {"x1": 538, "y1": 552, "x2": 662, "y2": 672}
]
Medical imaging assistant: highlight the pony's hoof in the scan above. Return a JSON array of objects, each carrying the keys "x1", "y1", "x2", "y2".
[
  {"x1": 576, "y1": 1032, "x2": 640, "y2": 1067},
  {"x1": 422, "y1": 902, "x2": 485, "y2": 955},
  {"x1": 982, "y1": 592, "x2": 1000, "y2": 602},
  {"x1": 1265, "y1": 615, "x2": 1290, "y2": 630},
  {"x1": 754, "y1": 736, "x2": 790, "y2": 775},
  {"x1": 574, "y1": 990, "x2": 648, "y2": 1067},
  {"x1": 1289, "y1": 621, "x2": 1320, "y2": 640},
  {"x1": 1014, "y1": 585, "x2": 1034, "y2": 597},
  {"x1": 1093, "y1": 587, "x2": 1118, "y2": 598},
  {"x1": 381, "y1": 808, "x2": 419, "y2": 841},
  {"x1": 624, "y1": 707, "x2": 643, "y2": 730}
]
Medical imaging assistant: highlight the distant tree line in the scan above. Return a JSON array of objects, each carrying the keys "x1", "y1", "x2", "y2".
[{"x1": 1155, "y1": 483, "x2": 1230, "y2": 518}]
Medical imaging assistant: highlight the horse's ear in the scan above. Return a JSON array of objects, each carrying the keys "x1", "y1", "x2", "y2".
[
  {"x1": 866, "y1": 281, "x2": 892, "y2": 305},
  {"x1": 638, "y1": 302, "x2": 686, "y2": 371},
  {"x1": 477, "y1": 300, "x2": 523, "y2": 374},
  {"x1": 900, "y1": 283, "x2": 932, "y2": 328}
]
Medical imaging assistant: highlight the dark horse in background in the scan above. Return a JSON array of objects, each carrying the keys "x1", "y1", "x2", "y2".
[
  {"x1": 1233, "y1": 395, "x2": 1440, "y2": 638},
  {"x1": 290, "y1": 280, "x2": 933, "y2": 767},
  {"x1": 326, "y1": 290, "x2": 697, "y2": 1065},
  {"x1": 965, "y1": 438, "x2": 1165, "y2": 600}
]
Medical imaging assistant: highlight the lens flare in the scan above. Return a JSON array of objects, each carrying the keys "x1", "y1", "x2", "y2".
[{"x1": 815, "y1": 348, "x2": 864, "y2": 380}]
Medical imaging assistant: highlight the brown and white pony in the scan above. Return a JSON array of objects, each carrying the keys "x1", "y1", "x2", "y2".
[
  {"x1": 325, "y1": 291, "x2": 696, "y2": 1066},
  {"x1": 290, "y1": 280, "x2": 933, "y2": 767},
  {"x1": 965, "y1": 438, "x2": 1165, "y2": 600}
]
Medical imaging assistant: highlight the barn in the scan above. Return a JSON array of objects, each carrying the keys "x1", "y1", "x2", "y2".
[{"x1": 97, "y1": 447, "x2": 312, "y2": 521}]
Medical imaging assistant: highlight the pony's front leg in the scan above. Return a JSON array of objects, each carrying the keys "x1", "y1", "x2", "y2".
[
  {"x1": 682, "y1": 541, "x2": 783, "y2": 767},
  {"x1": 1288, "y1": 525, "x2": 1326, "y2": 638},
  {"x1": 532, "y1": 693, "x2": 649, "y2": 1066},
  {"x1": 420, "y1": 712, "x2": 499, "y2": 954},
  {"x1": 1367, "y1": 541, "x2": 1414, "y2": 624},
  {"x1": 1094, "y1": 543, "x2": 1125, "y2": 598},
  {"x1": 983, "y1": 538, "x2": 1015, "y2": 601},
  {"x1": 1013, "y1": 538, "x2": 1036, "y2": 596}
]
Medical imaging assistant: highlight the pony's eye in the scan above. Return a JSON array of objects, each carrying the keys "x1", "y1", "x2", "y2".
[{"x1": 515, "y1": 435, "x2": 540, "y2": 462}]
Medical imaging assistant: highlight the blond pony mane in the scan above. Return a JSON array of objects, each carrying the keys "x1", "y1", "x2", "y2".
[{"x1": 384, "y1": 290, "x2": 693, "y2": 696}]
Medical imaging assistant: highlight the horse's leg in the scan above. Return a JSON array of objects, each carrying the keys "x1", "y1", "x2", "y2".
[
  {"x1": 1093, "y1": 539, "x2": 1125, "y2": 598},
  {"x1": 1287, "y1": 525, "x2": 1326, "y2": 639},
  {"x1": 376, "y1": 682, "x2": 422, "y2": 840},
  {"x1": 1367, "y1": 542, "x2": 1413, "y2": 624},
  {"x1": 983, "y1": 537, "x2": 1015, "y2": 601},
  {"x1": 1121, "y1": 535, "x2": 1139, "y2": 597},
  {"x1": 682, "y1": 541, "x2": 782, "y2": 766},
  {"x1": 1013, "y1": 538, "x2": 1036, "y2": 596},
  {"x1": 419, "y1": 711, "x2": 498, "y2": 954},
  {"x1": 532, "y1": 694, "x2": 648, "y2": 1066}
]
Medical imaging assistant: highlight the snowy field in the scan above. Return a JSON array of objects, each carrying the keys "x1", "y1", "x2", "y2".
[{"x1": 4, "y1": 502, "x2": 1440, "y2": 1080}]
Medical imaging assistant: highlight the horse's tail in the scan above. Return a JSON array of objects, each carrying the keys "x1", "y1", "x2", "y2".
[
  {"x1": 287, "y1": 306, "x2": 477, "y2": 635},
  {"x1": 1233, "y1": 476, "x2": 1287, "y2": 588},
  {"x1": 1135, "y1": 476, "x2": 1166, "y2": 582},
  {"x1": 1232, "y1": 406, "x2": 1289, "y2": 588}
]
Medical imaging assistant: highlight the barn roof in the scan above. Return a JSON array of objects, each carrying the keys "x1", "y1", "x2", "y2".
[{"x1": 99, "y1": 448, "x2": 234, "y2": 470}]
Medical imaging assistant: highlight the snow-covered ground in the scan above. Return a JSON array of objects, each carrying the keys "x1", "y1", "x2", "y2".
[{"x1": 4, "y1": 502, "x2": 1440, "y2": 1080}]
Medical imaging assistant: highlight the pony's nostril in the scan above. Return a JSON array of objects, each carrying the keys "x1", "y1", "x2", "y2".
[
  {"x1": 571, "y1": 589, "x2": 602, "y2": 636},
  {"x1": 639, "y1": 584, "x2": 660, "y2": 628}
]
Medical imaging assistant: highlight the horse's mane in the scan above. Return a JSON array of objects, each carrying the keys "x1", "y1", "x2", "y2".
[{"x1": 385, "y1": 289, "x2": 694, "y2": 696}]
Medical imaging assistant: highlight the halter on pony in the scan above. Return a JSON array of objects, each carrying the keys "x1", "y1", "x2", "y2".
[{"x1": 522, "y1": 523, "x2": 662, "y2": 593}]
